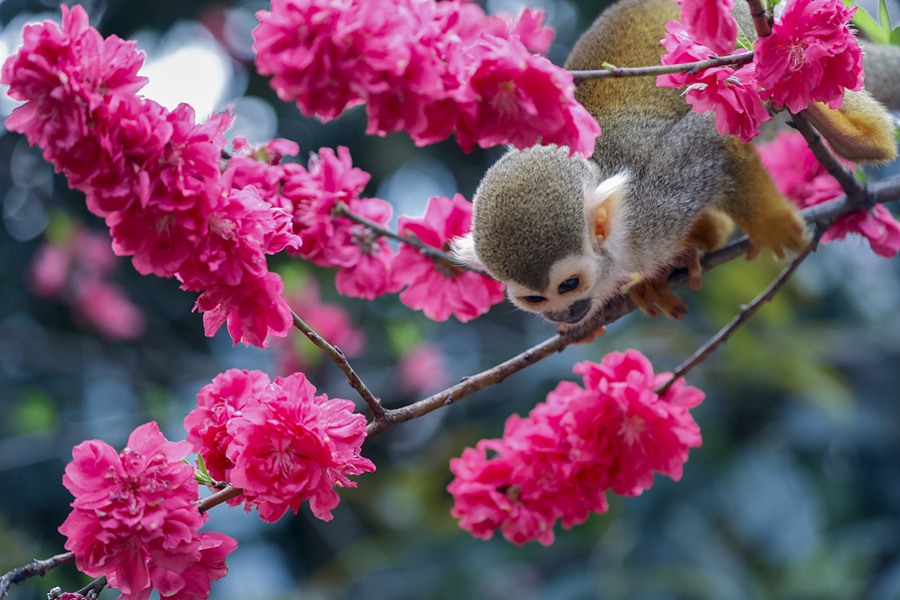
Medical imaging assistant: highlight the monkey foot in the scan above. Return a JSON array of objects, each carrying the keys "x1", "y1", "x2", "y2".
[
  {"x1": 623, "y1": 273, "x2": 688, "y2": 319},
  {"x1": 745, "y1": 207, "x2": 809, "y2": 260}
]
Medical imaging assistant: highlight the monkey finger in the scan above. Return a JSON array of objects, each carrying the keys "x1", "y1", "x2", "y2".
[{"x1": 570, "y1": 325, "x2": 607, "y2": 344}]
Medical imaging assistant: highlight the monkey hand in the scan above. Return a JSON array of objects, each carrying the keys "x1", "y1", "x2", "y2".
[{"x1": 622, "y1": 272, "x2": 688, "y2": 320}]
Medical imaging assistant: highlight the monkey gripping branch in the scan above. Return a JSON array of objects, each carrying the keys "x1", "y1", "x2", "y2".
[{"x1": 1, "y1": 0, "x2": 899, "y2": 597}]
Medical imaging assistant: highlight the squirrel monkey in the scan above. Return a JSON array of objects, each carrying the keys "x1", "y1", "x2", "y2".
[{"x1": 453, "y1": 0, "x2": 898, "y2": 334}]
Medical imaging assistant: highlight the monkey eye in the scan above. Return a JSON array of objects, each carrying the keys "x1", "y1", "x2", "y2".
[
  {"x1": 558, "y1": 277, "x2": 580, "y2": 294},
  {"x1": 521, "y1": 295, "x2": 546, "y2": 305}
]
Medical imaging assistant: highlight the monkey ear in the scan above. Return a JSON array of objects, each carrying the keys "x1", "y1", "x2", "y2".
[{"x1": 584, "y1": 171, "x2": 629, "y2": 248}]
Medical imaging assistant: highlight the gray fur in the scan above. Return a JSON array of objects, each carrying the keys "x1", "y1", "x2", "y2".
[{"x1": 471, "y1": 146, "x2": 595, "y2": 290}]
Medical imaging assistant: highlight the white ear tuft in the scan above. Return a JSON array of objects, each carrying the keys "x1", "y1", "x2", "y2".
[
  {"x1": 585, "y1": 170, "x2": 630, "y2": 213},
  {"x1": 449, "y1": 233, "x2": 482, "y2": 267},
  {"x1": 584, "y1": 170, "x2": 630, "y2": 249}
]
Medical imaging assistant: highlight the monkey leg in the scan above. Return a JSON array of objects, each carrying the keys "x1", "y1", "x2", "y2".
[
  {"x1": 623, "y1": 272, "x2": 688, "y2": 320},
  {"x1": 681, "y1": 208, "x2": 734, "y2": 290},
  {"x1": 721, "y1": 140, "x2": 809, "y2": 260}
]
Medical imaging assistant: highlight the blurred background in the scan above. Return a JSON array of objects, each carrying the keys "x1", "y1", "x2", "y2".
[{"x1": 2, "y1": 0, "x2": 900, "y2": 598}]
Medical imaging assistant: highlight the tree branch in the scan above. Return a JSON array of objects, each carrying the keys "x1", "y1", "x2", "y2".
[
  {"x1": 198, "y1": 485, "x2": 243, "y2": 514},
  {"x1": 0, "y1": 552, "x2": 74, "y2": 600},
  {"x1": 745, "y1": 0, "x2": 773, "y2": 38},
  {"x1": 367, "y1": 177, "x2": 900, "y2": 436},
  {"x1": 570, "y1": 51, "x2": 753, "y2": 81},
  {"x1": 291, "y1": 309, "x2": 385, "y2": 420},
  {"x1": 792, "y1": 110, "x2": 867, "y2": 204},
  {"x1": 332, "y1": 202, "x2": 493, "y2": 279},
  {"x1": 74, "y1": 576, "x2": 106, "y2": 599},
  {"x1": 656, "y1": 223, "x2": 826, "y2": 395}
]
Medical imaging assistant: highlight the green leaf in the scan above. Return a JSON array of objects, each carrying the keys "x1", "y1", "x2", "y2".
[
  {"x1": 891, "y1": 25, "x2": 900, "y2": 45},
  {"x1": 14, "y1": 389, "x2": 56, "y2": 434},
  {"x1": 387, "y1": 320, "x2": 421, "y2": 356},
  {"x1": 878, "y1": 0, "x2": 892, "y2": 31},
  {"x1": 847, "y1": 0, "x2": 891, "y2": 44},
  {"x1": 193, "y1": 455, "x2": 217, "y2": 487}
]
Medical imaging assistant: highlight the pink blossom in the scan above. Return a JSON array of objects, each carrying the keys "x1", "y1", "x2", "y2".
[
  {"x1": 457, "y1": 37, "x2": 601, "y2": 156},
  {"x1": 331, "y1": 197, "x2": 402, "y2": 299},
  {"x1": 448, "y1": 350, "x2": 704, "y2": 544},
  {"x1": 683, "y1": 63, "x2": 770, "y2": 142},
  {"x1": 395, "y1": 342, "x2": 450, "y2": 395},
  {"x1": 28, "y1": 225, "x2": 146, "y2": 340},
  {"x1": 73, "y1": 280, "x2": 146, "y2": 341},
  {"x1": 561, "y1": 352, "x2": 704, "y2": 495},
  {"x1": 58, "y1": 422, "x2": 236, "y2": 600},
  {"x1": 759, "y1": 131, "x2": 900, "y2": 257},
  {"x1": 28, "y1": 243, "x2": 70, "y2": 297},
  {"x1": 676, "y1": 0, "x2": 736, "y2": 55},
  {"x1": 178, "y1": 186, "x2": 300, "y2": 290},
  {"x1": 224, "y1": 137, "x2": 300, "y2": 207},
  {"x1": 393, "y1": 194, "x2": 505, "y2": 322},
  {"x1": 225, "y1": 372, "x2": 375, "y2": 522},
  {"x1": 824, "y1": 205, "x2": 900, "y2": 257},
  {"x1": 184, "y1": 369, "x2": 272, "y2": 483},
  {"x1": 448, "y1": 440, "x2": 558, "y2": 546},
  {"x1": 658, "y1": 22, "x2": 769, "y2": 141},
  {"x1": 1, "y1": 5, "x2": 146, "y2": 158},
  {"x1": 195, "y1": 272, "x2": 294, "y2": 348},
  {"x1": 3, "y1": 7, "x2": 299, "y2": 349},
  {"x1": 754, "y1": 0, "x2": 863, "y2": 113},
  {"x1": 253, "y1": 0, "x2": 599, "y2": 155},
  {"x1": 281, "y1": 146, "x2": 371, "y2": 264}
]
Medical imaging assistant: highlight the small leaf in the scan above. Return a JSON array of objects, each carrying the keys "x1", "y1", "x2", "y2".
[
  {"x1": 878, "y1": 0, "x2": 892, "y2": 32},
  {"x1": 890, "y1": 25, "x2": 900, "y2": 45},
  {"x1": 193, "y1": 455, "x2": 217, "y2": 488}
]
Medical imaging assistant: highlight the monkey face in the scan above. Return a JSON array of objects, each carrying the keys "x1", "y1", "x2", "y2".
[{"x1": 504, "y1": 254, "x2": 615, "y2": 332}]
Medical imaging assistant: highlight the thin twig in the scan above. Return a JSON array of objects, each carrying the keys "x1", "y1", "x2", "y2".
[
  {"x1": 745, "y1": 0, "x2": 773, "y2": 38},
  {"x1": 570, "y1": 51, "x2": 753, "y2": 81},
  {"x1": 792, "y1": 110, "x2": 867, "y2": 204},
  {"x1": 333, "y1": 202, "x2": 493, "y2": 279},
  {"x1": 75, "y1": 576, "x2": 107, "y2": 599},
  {"x1": 656, "y1": 224, "x2": 826, "y2": 396},
  {"x1": 367, "y1": 176, "x2": 900, "y2": 436},
  {"x1": 198, "y1": 485, "x2": 244, "y2": 514},
  {"x1": 0, "y1": 552, "x2": 74, "y2": 599},
  {"x1": 291, "y1": 309, "x2": 385, "y2": 419}
]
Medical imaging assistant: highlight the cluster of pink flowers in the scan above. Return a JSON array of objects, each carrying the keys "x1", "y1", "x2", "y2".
[
  {"x1": 658, "y1": 0, "x2": 863, "y2": 141},
  {"x1": 263, "y1": 141, "x2": 504, "y2": 321},
  {"x1": 2, "y1": 6, "x2": 301, "y2": 348},
  {"x1": 253, "y1": 0, "x2": 601, "y2": 156},
  {"x1": 394, "y1": 194, "x2": 506, "y2": 322},
  {"x1": 447, "y1": 350, "x2": 704, "y2": 545},
  {"x1": 448, "y1": 350, "x2": 704, "y2": 545},
  {"x1": 29, "y1": 223, "x2": 145, "y2": 340},
  {"x1": 183, "y1": 369, "x2": 375, "y2": 522},
  {"x1": 59, "y1": 422, "x2": 236, "y2": 600},
  {"x1": 760, "y1": 131, "x2": 900, "y2": 257}
]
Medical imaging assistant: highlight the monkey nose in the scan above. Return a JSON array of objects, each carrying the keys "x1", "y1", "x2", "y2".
[{"x1": 544, "y1": 299, "x2": 592, "y2": 324}]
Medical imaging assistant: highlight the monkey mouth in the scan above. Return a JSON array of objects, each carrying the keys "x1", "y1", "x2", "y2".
[{"x1": 543, "y1": 298, "x2": 593, "y2": 325}]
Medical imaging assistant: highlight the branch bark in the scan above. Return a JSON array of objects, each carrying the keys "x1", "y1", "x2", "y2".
[
  {"x1": 657, "y1": 223, "x2": 826, "y2": 395},
  {"x1": 0, "y1": 552, "x2": 74, "y2": 600},
  {"x1": 570, "y1": 51, "x2": 753, "y2": 81},
  {"x1": 291, "y1": 310, "x2": 385, "y2": 420}
]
